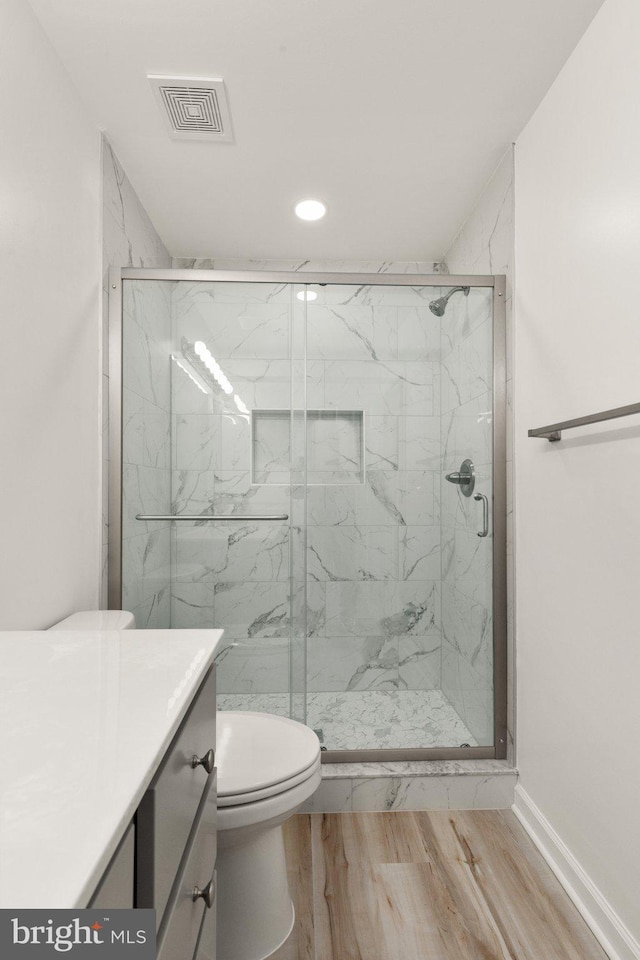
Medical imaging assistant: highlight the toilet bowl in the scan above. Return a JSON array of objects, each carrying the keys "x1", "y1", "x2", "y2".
[{"x1": 211, "y1": 712, "x2": 321, "y2": 960}]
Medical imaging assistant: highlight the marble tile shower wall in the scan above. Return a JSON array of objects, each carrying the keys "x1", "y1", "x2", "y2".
[
  {"x1": 169, "y1": 281, "x2": 294, "y2": 691},
  {"x1": 168, "y1": 276, "x2": 446, "y2": 698}
]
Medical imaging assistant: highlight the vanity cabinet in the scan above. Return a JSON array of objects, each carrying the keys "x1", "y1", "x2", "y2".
[
  {"x1": 89, "y1": 824, "x2": 135, "y2": 909},
  {"x1": 89, "y1": 665, "x2": 217, "y2": 960}
]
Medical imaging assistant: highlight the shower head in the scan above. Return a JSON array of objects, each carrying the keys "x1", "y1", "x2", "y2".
[{"x1": 428, "y1": 285, "x2": 470, "y2": 317}]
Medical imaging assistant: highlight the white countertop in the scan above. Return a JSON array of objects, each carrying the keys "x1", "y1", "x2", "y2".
[{"x1": 0, "y1": 628, "x2": 224, "y2": 909}]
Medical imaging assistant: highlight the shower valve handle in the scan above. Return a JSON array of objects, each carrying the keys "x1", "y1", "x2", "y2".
[{"x1": 445, "y1": 472, "x2": 472, "y2": 485}]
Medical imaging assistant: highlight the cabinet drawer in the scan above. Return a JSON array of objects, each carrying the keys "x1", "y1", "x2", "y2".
[
  {"x1": 156, "y1": 771, "x2": 217, "y2": 960},
  {"x1": 137, "y1": 666, "x2": 216, "y2": 924}
]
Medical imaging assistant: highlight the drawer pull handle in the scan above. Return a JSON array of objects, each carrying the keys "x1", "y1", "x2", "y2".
[
  {"x1": 191, "y1": 748, "x2": 215, "y2": 775},
  {"x1": 193, "y1": 878, "x2": 215, "y2": 909}
]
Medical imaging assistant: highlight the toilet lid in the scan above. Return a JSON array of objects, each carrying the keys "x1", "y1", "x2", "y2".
[{"x1": 216, "y1": 712, "x2": 321, "y2": 798}]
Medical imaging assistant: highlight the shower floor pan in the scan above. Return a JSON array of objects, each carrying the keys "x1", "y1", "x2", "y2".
[{"x1": 216, "y1": 689, "x2": 477, "y2": 752}]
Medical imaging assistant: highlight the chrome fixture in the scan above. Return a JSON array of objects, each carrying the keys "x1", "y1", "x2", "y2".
[
  {"x1": 136, "y1": 514, "x2": 289, "y2": 521},
  {"x1": 191, "y1": 748, "x2": 215, "y2": 773},
  {"x1": 445, "y1": 458, "x2": 475, "y2": 497},
  {"x1": 428, "y1": 285, "x2": 470, "y2": 316},
  {"x1": 528, "y1": 400, "x2": 640, "y2": 441},
  {"x1": 474, "y1": 493, "x2": 489, "y2": 538}
]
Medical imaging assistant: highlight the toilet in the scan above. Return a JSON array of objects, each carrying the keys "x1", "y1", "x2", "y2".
[
  {"x1": 212, "y1": 712, "x2": 321, "y2": 960},
  {"x1": 49, "y1": 611, "x2": 321, "y2": 960},
  {"x1": 48, "y1": 610, "x2": 136, "y2": 630}
]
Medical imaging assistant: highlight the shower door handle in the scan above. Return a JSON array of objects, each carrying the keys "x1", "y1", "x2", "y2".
[{"x1": 474, "y1": 493, "x2": 489, "y2": 538}]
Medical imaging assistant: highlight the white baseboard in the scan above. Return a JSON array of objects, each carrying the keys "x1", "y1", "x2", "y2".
[{"x1": 513, "y1": 785, "x2": 640, "y2": 960}]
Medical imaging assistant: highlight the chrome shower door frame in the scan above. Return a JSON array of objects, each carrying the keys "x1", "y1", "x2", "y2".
[{"x1": 108, "y1": 269, "x2": 507, "y2": 762}]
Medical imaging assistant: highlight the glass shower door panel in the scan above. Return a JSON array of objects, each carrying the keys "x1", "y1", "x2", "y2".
[
  {"x1": 170, "y1": 280, "x2": 294, "y2": 716},
  {"x1": 121, "y1": 279, "x2": 174, "y2": 628},
  {"x1": 302, "y1": 282, "x2": 454, "y2": 751},
  {"x1": 440, "y1": 286, "x2": 495, "y2": 747}
]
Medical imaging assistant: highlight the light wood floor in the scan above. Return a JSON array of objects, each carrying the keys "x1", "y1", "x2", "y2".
[{"x1": 271, "y1": 810, "x2": 611, "y2": 960}]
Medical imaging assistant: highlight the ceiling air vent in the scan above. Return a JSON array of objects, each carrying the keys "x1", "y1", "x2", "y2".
[{"x1": 148, "y1": 75, "x2": 233, "y2": 142}]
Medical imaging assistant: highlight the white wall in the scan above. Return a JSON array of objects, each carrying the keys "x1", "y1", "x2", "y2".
[
  {"x1": 0, "y1": 0, "x2": 101, "y2": 628},
  {"x1": 514, "y1": 0, "x2": 640, "y2": 954}
]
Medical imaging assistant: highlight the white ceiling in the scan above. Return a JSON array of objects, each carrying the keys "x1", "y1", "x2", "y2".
[{"x1": 28, "y1": 0, "x2": 604, "y2": 261}]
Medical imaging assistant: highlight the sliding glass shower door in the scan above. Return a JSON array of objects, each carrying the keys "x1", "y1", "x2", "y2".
[{"x1": 114, "y1": 271, "x2": 505, "y2": 759}]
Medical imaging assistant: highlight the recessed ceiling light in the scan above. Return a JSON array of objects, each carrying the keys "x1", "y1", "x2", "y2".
[
  {"x1": 294, "y1": 199, "x2": 327, "y2": 221},
  {"x1": 296, "y1": 290, "x2": 318, "y2": 301}
]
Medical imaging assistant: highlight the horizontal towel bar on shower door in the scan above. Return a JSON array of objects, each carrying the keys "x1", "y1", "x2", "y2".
[
  {"x1": 135, "y1": 514, "x2": 289, "y2": 521},
  {"x1": 528, "y1": 401, "x2": 640, "y2": 441}
]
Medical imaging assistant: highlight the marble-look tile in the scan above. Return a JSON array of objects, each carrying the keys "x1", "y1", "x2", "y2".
[
  {"x1": 173, "y1": 520, "x2": 289, "y2": 583},
  {"x1": 320, "y1": 759, "x2": 515, "y2": 779},
  {"x1": 398, "y1": 636, "x2": 441, "y2": 689},
  {"x1": 364, "y1": 416, "x2": 399, "y2": 471},
  {"x1": 174, "y1": 299, "x2": 290, "y2": 359},
  {"x1": 299, "y1": 779, "x2": 354, "y2": 814},
  {"x1": 366, "y1": 470, "x2": 437, "y2": 525},
  {"x1": 216, "y1": 691, "x2": 291, "y2": 716},
  {"x1": 441, "y1": 582, "x2": 492, "y2": 674},
  {"x1": 306, "y1": 304, "x2": 397, "y2": 361},
  {"x1": 308, "y1": 525, "x2": 398, "y2": 581},
  {"x1": 441, "y1": 319, "x2": 493, "y2": 415},
  {"x1": 444, "y1": 527, "x2": 492, "y2": 606},
  {"x1": 307, "y1": 637, "x2": 399, "y2": 692},
  {"x1": 307, "y1": 412, "x2": 363, "y2": 482},
  {"x1": 441, "y1": 640, "x2": 494, "y2": 747},
  {"x1": 440, "y1": 286, "x2": 493, "y2": 358},
  {"x1": 172, "y1": 278, "x2": 291, "y2": 308},
  {"x1": 170, "y1": 582, "x2": 215, "y2": 628},
  {"x1": 103, "y1": 141, "x2": 172, "y2": 272},
  {"x1": 398, "y1": 526, "x2": 440, "y2": 580},
  {"x1": 130, "y1": 586, "x2": 171, "y2": 629},
  {"x1": 213, "y1": 580, "x2": 290, "y2": 639},
  {"x1": 171, "y1": 469, "x2": 215, "y2": 516},
  {"x1": 220, "y1": 413, "x2": 251, "y2": 471},
  {"x1": 290, "y1": 581, "x2": 326, "y2": 637},
  {"x1": 326, "y1": 580, "x2": 441, "y2": 639},
  {"x1": 349, "y1": 772, "x2": 515, "y2": 811},
  {"x1": 321, "y1": 480, "x2": 402, "y2": 526},
  {"x1": 215, "y1": 636, "x2": 290, "y2": 694},
  {"x1": 213, "y1": 470, "x2": 290, "y2": 516},
  {"x1": 252, "y1": 411, "x2": 291, "y2": 483},
  {"x1": 322, "y1": 360, "x2": 402, "y2": 416},
  {"x1": 399, "y1": 416, "x2": 441, "y2": 470},
  {"x1": 310, "y1": 689, "x2": 474, "y2": 751},
  {"x1": 214, "y1": 689, "x2": 475, "y2": 751},
  {"x1": 174, "y1": 414, "x2": 221, "y2": 471},
  {"x1": 396, "y1": 306, "x2": 441, "y2": 361},
  {"x1": 441, "y1": 392, "x2": 493, "y2": 474},
  {"x1": 122, "y1": 463, "x2": 170, "y2": 539}
]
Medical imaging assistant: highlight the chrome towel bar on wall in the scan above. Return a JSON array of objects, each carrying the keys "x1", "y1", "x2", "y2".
[{"x1": 528, "y1": 401, "x2": 640, "y2": 441}]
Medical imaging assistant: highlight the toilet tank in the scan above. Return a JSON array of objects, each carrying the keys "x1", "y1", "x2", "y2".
[{"x1": 49, "y1": 610, "x2": 136, "y2": 630}]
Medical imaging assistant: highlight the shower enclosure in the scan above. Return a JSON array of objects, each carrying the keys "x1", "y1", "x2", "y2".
[{"x1": 109, "y1": 270, "x2": 506, "y2": 761}]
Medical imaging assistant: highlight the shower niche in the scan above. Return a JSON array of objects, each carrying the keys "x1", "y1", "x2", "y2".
[
  {"x1": 252, "y1": 409, "x2": 364, "y2": 485},
  {"x1": 112, "y1": 271, "x2": 506, "y2": 762}
]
